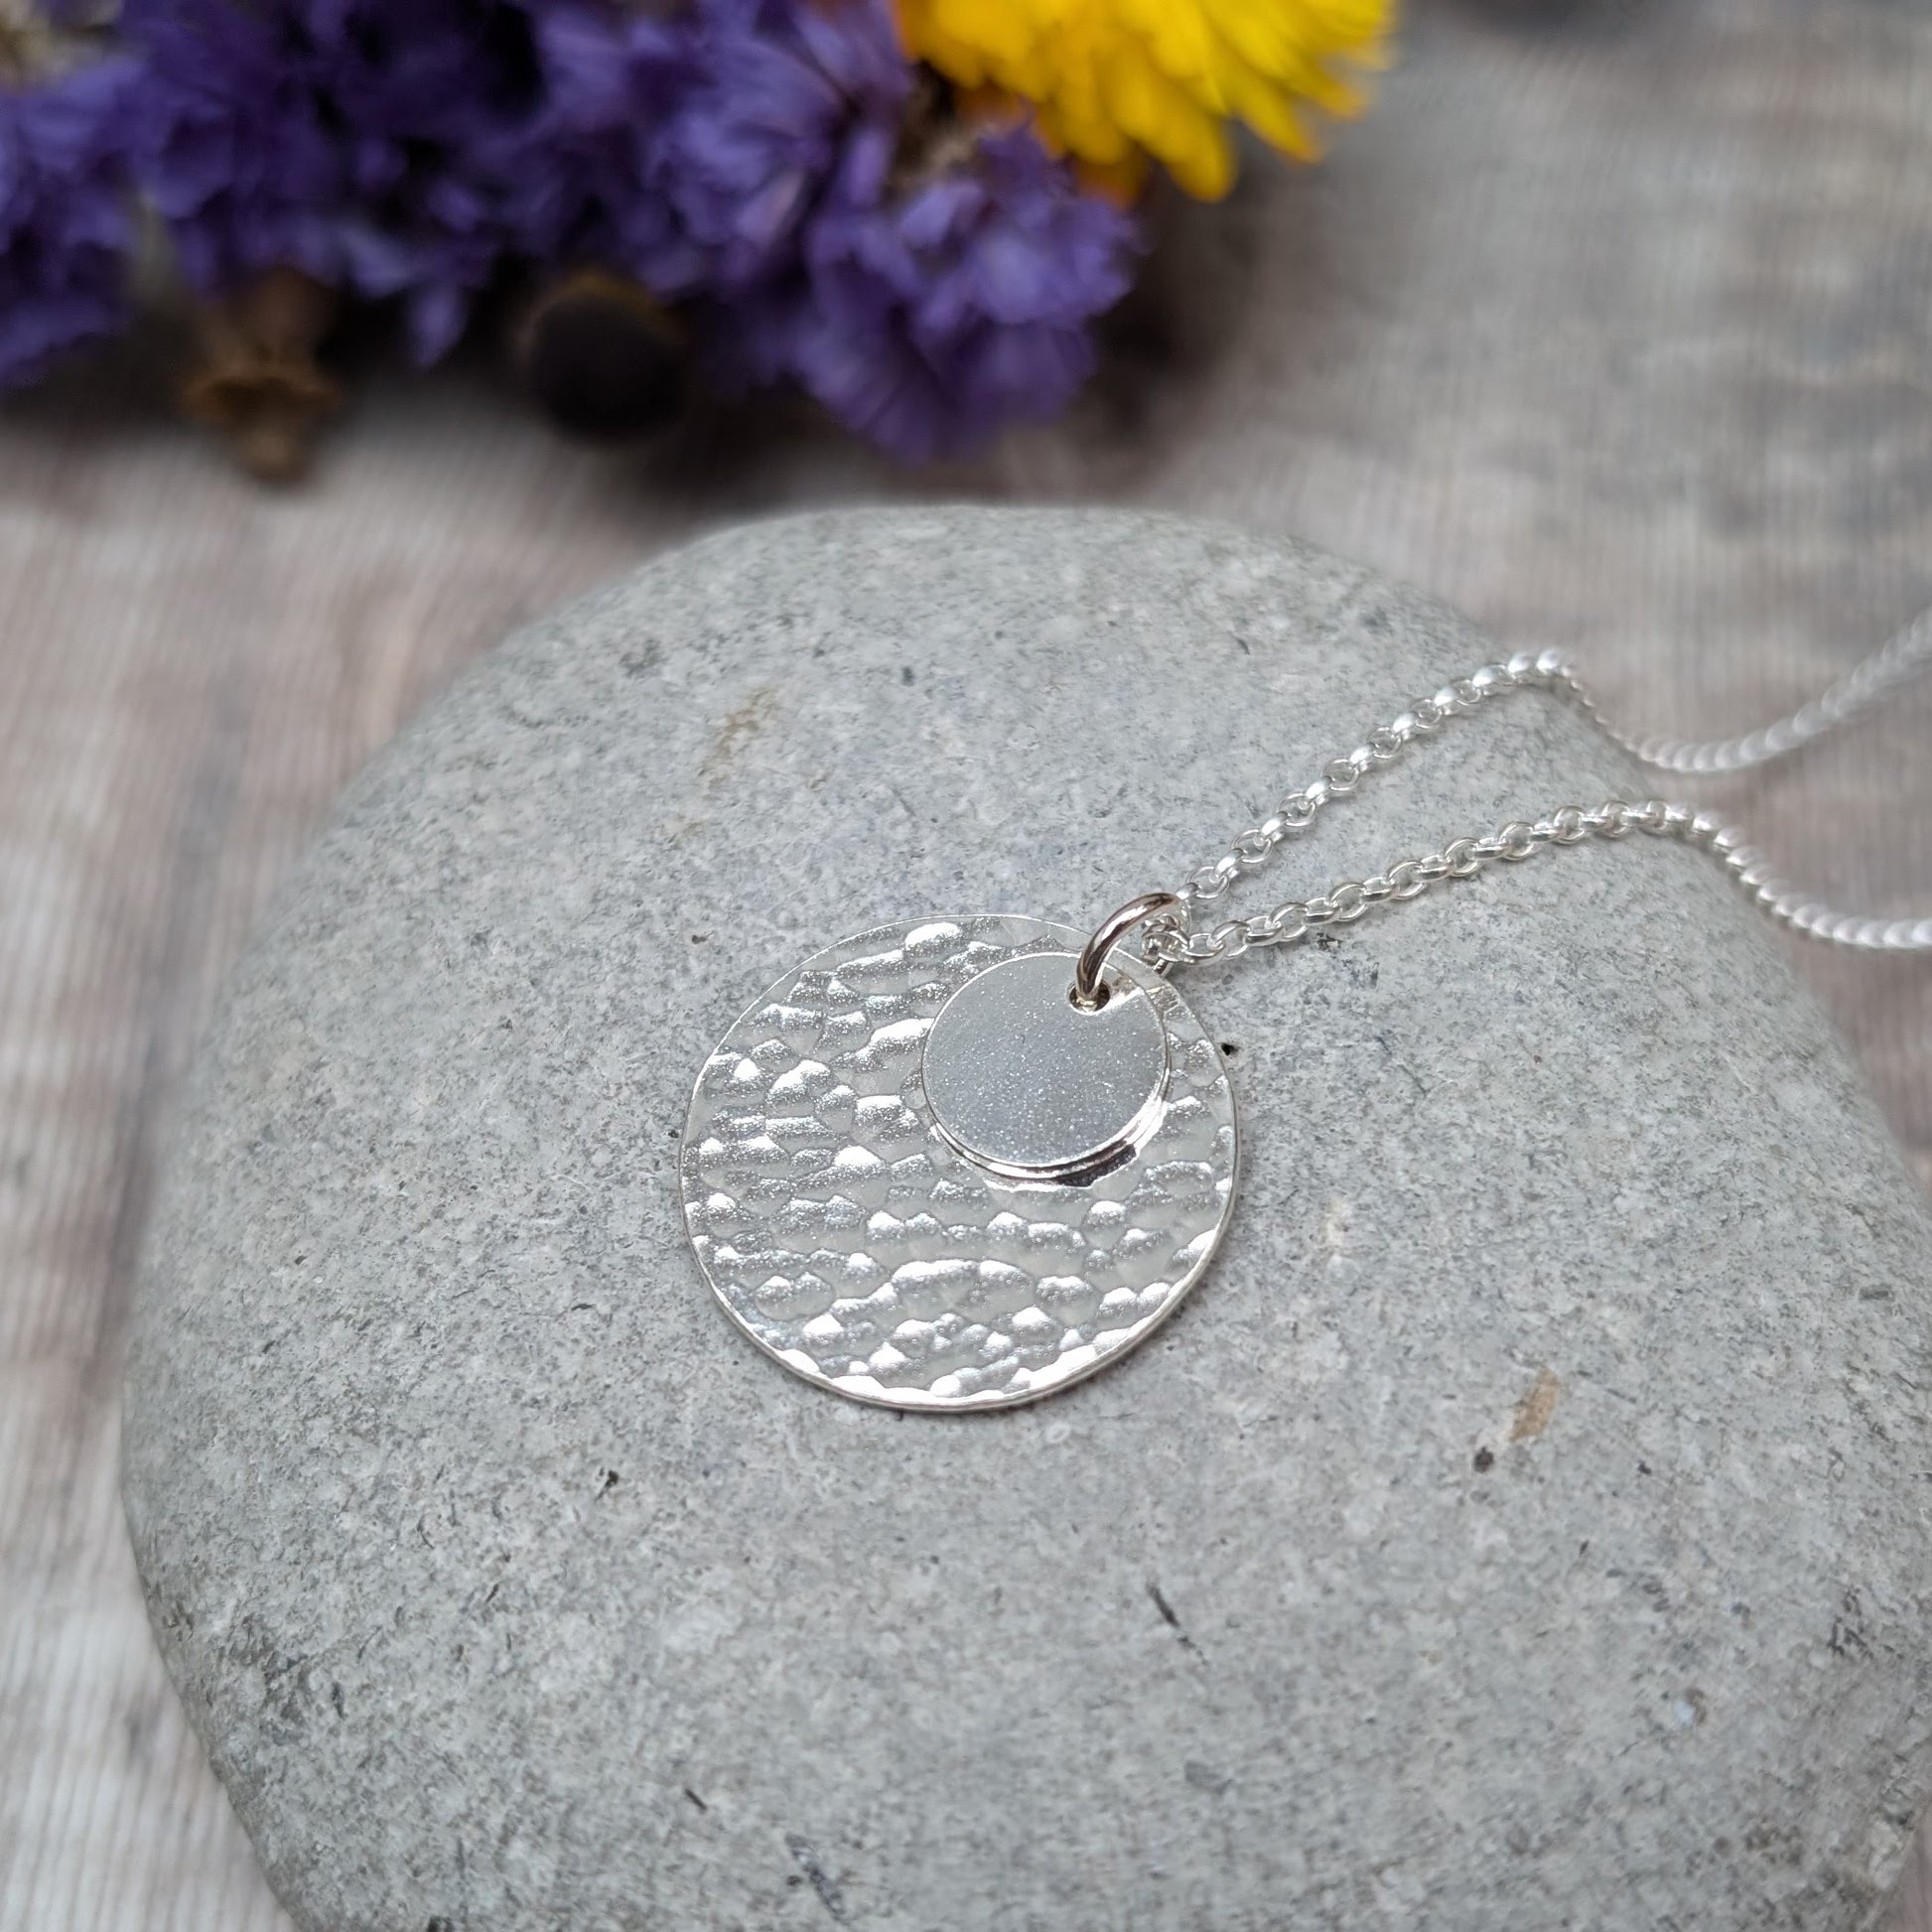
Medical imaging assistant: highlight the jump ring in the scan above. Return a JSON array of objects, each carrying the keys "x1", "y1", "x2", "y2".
[{"x1": 1072, "y1": 892, "x2": 1183, "y2": 1009}]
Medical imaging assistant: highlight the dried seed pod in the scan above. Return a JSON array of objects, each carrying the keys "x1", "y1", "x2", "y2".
[
  {"x1": 181, "y1": 267, "x2": 344, "y2": 483},
  {"x1": 517, "y1": 270, "x2": 687, "y2": 443}
]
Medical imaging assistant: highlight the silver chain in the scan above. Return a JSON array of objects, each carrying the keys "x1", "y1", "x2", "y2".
[{"x1": 1140, "y1": 617, "x2": 1932, "y2": 970}]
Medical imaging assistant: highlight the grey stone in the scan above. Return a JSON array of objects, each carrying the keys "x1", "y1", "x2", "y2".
[{"x1": 123, "y1": 507, "x2": 1932, "y2": 1931}]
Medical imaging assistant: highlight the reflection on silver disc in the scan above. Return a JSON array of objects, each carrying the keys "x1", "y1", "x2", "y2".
[
  {"x1": 680, "y1": 914, "x2": 1238, "y2": 1412},
  {"x1": 921, "y1": 950, "x2": 1169, "y2": 1180}
]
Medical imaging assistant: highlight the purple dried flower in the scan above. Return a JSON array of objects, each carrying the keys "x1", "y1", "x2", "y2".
[
  {"x1": 524, "y1": 3, "x2": 697, "y2": 288},
  {"x1": 557, "y1": 0, "x2": 1139, "y2": 459},
  {"x1": 0, "y1": 0, "x2": 1139, "y2": 456},
  {"x1": 0, "y1": 57, "x2": 138, "y2": 387},
  {"x1": 656, "y1": 0, "x2": 907, "y2": 296},
  {"x1": 795, "y1": 124, "x2": 1138, "y2": 461},
  {"x1": 121, "y1": 0, "x2": 341, "y2": 292},
  {"x1": 121, "y1": 0, "x2": 565, "y2": 361}
]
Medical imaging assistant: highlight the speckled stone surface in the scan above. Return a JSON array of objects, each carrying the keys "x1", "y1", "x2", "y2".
[{"x1": 124, "y1": 509, "x2": 1932, "y2": 1931}]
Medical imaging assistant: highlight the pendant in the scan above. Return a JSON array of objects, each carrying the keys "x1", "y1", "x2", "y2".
[{"x1": 680, "y1": 914, "x2": 1238, "y2": 1411}]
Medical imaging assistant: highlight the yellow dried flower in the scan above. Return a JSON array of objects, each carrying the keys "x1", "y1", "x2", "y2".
[{"x1": 896, "y1": 0, "x2": 1394, "y2": 200}]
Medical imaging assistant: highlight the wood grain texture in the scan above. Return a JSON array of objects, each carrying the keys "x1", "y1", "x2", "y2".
[{"x1": 4, "y1": 2, "x2": 1931, "y2": 1925}]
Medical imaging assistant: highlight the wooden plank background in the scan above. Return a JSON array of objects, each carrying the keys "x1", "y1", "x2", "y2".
[{"x1": 6, "y1": 1, "x2": 1932, "y2": 1924}]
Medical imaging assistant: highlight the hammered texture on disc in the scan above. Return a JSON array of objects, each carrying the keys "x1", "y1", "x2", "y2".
[{"x1": 680, "y1": 915, "x2": 1238, "y2": 1411}]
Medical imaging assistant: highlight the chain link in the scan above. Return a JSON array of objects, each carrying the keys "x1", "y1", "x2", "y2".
[
  {"x1": 1142, "y1": 630, "x2": 1932, "y2": 968},
  {"x1": 1558, "y1": 602, "x2": 1932, "y2": 776}
]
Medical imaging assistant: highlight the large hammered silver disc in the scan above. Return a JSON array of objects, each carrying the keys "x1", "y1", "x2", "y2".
[{"x1": 680, "y1": 914, "x2": 1239, "y2": 1411}]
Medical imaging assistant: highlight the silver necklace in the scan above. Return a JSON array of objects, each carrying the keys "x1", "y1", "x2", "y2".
[{"x1": 680, "y1": 606, "x2": 1932, "y2": 1412}]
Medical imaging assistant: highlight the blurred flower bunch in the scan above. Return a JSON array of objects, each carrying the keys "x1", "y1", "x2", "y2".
[{"x1": 0, "y1": 0, "x2": 1391, "y2": 472}]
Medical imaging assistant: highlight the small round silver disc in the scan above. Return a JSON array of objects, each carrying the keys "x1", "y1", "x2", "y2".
[
  {"x1": 680, "y1": 914, "x2": 1238, "y2": 1412},
  {"x1": 921, "y1": 950, "x2": 1168, "y2": 1180}
]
